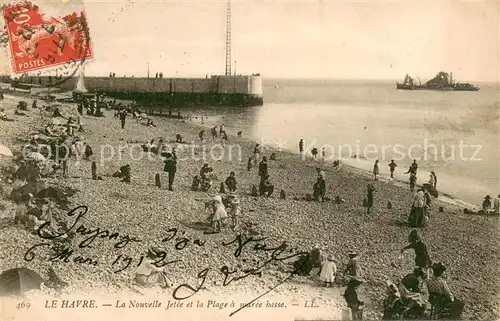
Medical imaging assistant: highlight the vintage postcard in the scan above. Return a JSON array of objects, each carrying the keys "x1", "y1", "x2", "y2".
[{"x1": 0, "y1": 1, "x2": 498, "y2": 321}]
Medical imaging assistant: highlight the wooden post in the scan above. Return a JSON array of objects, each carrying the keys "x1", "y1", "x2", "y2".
[{"x1": 155, "y1": 173, "x2": 161, "y2": 188}]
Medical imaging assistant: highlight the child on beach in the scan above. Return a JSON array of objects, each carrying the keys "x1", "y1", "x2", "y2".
[
  {"x1": 227, "y1": 193, "x2": 241, "y2": 230},
  {"x1": 345, "y1": 251, "x2": 362, "y2": 278},
  {"x1": 253, "y1": 143, "x2": 261, "y2": 166},
  {"x1": 211, "y1": 195, "x2": 228, "y2": 232},
  {"x1": 320, "y1": 254, "x2": 337, "y2": 287},
  {"x1": 388, "y1": 160, "x2": 397, "y2": 179}
]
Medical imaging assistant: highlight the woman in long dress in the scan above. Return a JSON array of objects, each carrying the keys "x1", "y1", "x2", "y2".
[
  {"x1": 320, "y1": 254, "x2": 337, "y2": 287},
  {"x1": 409, "y1": 189, "x2": 426, "y2": 227},
  {"x1": 134, "y1": 247, "x2": 172, "y2": 289}
]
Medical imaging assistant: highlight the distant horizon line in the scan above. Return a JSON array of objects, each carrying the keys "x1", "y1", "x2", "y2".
[{"x1": 0, "y1": 73, "x2": 496, "y2": 84}]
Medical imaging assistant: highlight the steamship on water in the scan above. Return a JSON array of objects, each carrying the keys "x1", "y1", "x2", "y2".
[{"x1": 396, "y1": 72, "x2": 479, "y2": 91}]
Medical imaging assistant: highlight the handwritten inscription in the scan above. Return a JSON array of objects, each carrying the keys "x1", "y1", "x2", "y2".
[
  {"x1": 24, "y1": 205, "x2": 308, "y2": 316},
  {"x1": 37, "y1": 205, "x2": 141, "y2": 248}
]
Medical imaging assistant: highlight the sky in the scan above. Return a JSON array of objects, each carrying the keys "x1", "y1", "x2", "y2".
[{"x1": 1, "y1": 0, "x2": 499, "y2": 81}]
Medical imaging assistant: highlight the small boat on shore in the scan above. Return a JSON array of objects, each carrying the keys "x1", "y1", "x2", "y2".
[{"x1": 396, "y1": 72, "x2": 479, "y2": 91}]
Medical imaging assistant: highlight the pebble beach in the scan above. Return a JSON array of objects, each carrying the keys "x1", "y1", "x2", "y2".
[{"x1": 0, "y1": 92, "x2": 499, "y2": 320}]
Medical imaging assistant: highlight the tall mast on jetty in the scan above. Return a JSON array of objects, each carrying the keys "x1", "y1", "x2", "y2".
[{"x1": 225, "y1": 0, "x2": 232, "y2": 76}]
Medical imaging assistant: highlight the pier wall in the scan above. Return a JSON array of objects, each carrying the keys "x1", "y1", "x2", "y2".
[
  {"x1": 4, "y1": 74, "x2": 264, "y2": 106},
  {"x1": 14, "y1": 75, "x2": 262, "y2": 95}
]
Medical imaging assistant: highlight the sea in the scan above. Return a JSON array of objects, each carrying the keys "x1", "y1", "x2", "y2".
[{"x1": 182, "y1": 79, "x2": 499, "y2": 206}]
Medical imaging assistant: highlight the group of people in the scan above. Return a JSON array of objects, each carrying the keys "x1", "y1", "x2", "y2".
[
  {"x1": 298, "y1": 139, "x2": 327, "y2": 160},
  {"x1": 381, "y1": 230, "x2": 464, "y2": 320},
  {"x1": 207, "y1": 124, "x2": 228, "y2": 145},
  {"x1": 205, "y1": 193, "x2": 241, "y2": 232},
  {"x1": 481, "y1": 194, "x2": 500, "y2": 216},
  {"x1": 373, "y1": 159, "x2": 437, "y2": 193},
  {"x1": 314, "y1": 228, "x2": 464, "y2": 320}
]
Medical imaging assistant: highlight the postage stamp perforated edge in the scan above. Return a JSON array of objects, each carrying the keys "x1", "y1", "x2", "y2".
[{"x1": 2, "y1": 0, "x2": 93, "y2": 79}]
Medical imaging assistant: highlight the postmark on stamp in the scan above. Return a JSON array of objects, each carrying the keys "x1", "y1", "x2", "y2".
[{"x1": 2, "y1": 0, "x2": 92, "y2": 75}]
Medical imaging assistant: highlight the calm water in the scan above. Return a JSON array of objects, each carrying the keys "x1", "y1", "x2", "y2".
[{"x1": 179, "y1": 79, "x2": 499, "y2": 205}]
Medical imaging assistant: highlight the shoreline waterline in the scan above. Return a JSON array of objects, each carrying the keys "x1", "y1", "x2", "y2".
[{"x1": 2, "y1": 91, "x2": 483, "y2": 210}]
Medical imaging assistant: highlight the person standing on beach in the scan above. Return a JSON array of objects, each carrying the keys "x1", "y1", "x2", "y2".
[
  {"x1": 314, "y1": 171, "x2": 326, "y2": 202},
  {"x1": 345, "y1": 252, "x2": 362, "y2": 278},
  {"x1": 219, "y1": 124, "x2": 225, "y2": 136},
  {"x1": 253, "y1": 143, "x2": 261, "y2": 166},
  {"x1": 221, "y1": 131, "x2": 228, "y2": 146},
  {"x1": 258, "y1": 156, "x2": 268, "y2": 179},
  {"x1": 163, "y1": 152, "x2": 177, "y2": 191},
  {"x1": 211, "y1": 126, "x2": 218, "y2": 140},
  {"x1": 389, "y1": 160, "x2": 397, "y2": 179},
  {"x1": 227, "y1": 192, "x2": 241, "y2": 230},
  {"x1": 321, "y1": 147, "x2": 326, "y2": 160},
  {"x1": 119, "y1": 109, "x2": 127, "y2": 129},
  {"x1": 409, "y1": 189, "x2": 426, "y2": 227},
  {"x1": 409, "y1": 173, "x2": 417, "y2": 192},
  {"x1": 373, "y1": 160, "x2": 380, "y2": 180},
  {"x1": 247, "y1": 157, "x2": 253, "y2": 171},
  {"x1": 299, "y1": 139, "x2": 304, "y2": 157},
  {"x1": 366, "y1": 184, "x2": 375, "y2": 214},
  {"x1": 406, "y1": 160, "x2": 419, "y2": 175},
  {"x1": 57, "y1": 140, "x2": 71, "y2": 178},
  {"x1": 157, "y1": 139, "x2": 164, "y2": 156}
]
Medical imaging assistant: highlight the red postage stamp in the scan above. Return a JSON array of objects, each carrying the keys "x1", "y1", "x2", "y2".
[{"x1": 3, "y1": 1, "x2": 92, "y2": 74}]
